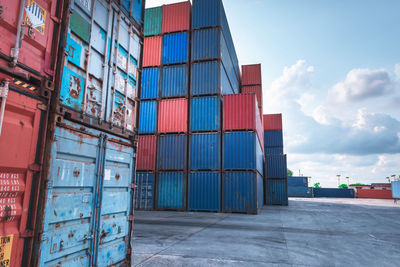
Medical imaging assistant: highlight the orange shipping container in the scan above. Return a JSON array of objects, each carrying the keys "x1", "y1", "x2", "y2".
[
  {"x1": 158, "y1": 98, "x2": 188, "y2": 133},
  {"x1": 241, "y1": 64, "x2": 262, "y2": 86},
  {"x1": 143, "y1": 36, "x2": 162, "y2": 67}
]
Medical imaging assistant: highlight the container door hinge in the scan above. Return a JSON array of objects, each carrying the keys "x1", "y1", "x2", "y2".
[
  {"x1": 21, "y1": 230, "x2": 34, "y2": 238},
  {"x1": 0, "y1": 79, "x2": 10, "y2": 136},
  {"x1": 28, "y1": 163, "x2": 41, "y2": 172},
  {"x1": 37, "y1": 103, "x2": 48, "y2": 111}
]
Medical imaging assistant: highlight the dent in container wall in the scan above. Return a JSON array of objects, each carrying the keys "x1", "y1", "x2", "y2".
[
  {"x1": 157, "y1": 172, "x2": 186, "y2": 210},
  {"x1": 162, "y1": 1, "x2": 191, "y2": 34},
  {"x1": 188, "y1": 172, "x2": 221, "y2": 212},
  {"x1": 143, "y1": 36, "x2": 162, "y2": 67},
  {"x1": 144, "y1": 6, "x2": 162, "y2": 36},
  {"x1": 137, "y1": 135, "x2": 157, "y2": 171},
  {"x1": 138, "y1": 101, "x2": 157, "y2": 134},
  {"x1": 141, "y1": 68, "x2": 159, "y2": 99},
  {"x1": 241, "y1": 64, "x2": 262, "y2": 85},
  {"x1": 161, "y1": 65, "x2": 188, "y2": 98},
  {"x1": 158, "y1": 99, "x2": 188, "y2": 133}
]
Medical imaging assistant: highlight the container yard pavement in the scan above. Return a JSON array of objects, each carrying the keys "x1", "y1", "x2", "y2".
[{"x1": 133, "y1": 198, "x2": 400, "y2": 267}]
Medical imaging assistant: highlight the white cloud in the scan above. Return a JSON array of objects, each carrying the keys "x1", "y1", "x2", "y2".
[{"x1": 395, "y1": 64, "x2": 400, "y2": 79}]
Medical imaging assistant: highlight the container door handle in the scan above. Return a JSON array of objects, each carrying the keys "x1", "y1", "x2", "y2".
[{"x1": 0, "y1": 79, "x2": 10, "y2": 136}]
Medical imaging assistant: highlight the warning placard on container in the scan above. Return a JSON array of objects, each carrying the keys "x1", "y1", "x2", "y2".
[
  {"x1": 25, "y1": 0, "x2": 47, "y2": 35},
  {"x1": 0, "y1": 235, "x2": 13, "y2": 267}
]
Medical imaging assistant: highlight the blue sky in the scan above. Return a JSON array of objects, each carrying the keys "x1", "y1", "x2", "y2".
[{"x1": 146, "y1": 0, "x2": 400, "y2": 186}]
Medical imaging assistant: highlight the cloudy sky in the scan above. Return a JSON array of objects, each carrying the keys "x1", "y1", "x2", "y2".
[{"x1": 146, "y1": 0, "x2": 400, "y2": 187}]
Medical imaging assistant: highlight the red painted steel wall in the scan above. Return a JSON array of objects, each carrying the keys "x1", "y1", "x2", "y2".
[
  {"x1": 0, "y1": 0, "x2": 61, "y2": 80},
  {"x1": 137, "y1": 135, "x2": 157, "y2": 170},
  {"x1": 242, "y1": 85, "x2": 262, "y2": 108},
  {"x1": 356, "y1": 189, "x2": 393, "y2": 199},
  {"x1": 162, "y1": 1, "x2": 191, "y2": 33},
  {"x1": 143, "y1": 36, "x2": 162, "y2": 67},
  {"x1": 263, "y1": 114, "x2": 282, "y2": 131},
  {"x1": 158, "y1": 98, "x2": 188, "y2": 133},
  {"x1": 241, "y1": 64, "x2": 262, "y2": 85}
]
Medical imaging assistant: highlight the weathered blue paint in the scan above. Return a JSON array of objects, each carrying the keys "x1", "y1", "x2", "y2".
[
  {"x1": 157, "y1": 172, "x2": 185, "y2": 209},
  {"x1": 161, "y1": 65, "x2": 188, "y2": 97},
  {"x1": 190, "y1": 133, "x2": 221, "y2": 170},
  {"x1": 37, "y1": 120, "x2": 135, "y2": 266},
  {"x1": 264, "y1": 147, "x2": 284, "y2": 155},
  {"x1": 192, "y1": 28, "x2": 219, "y2": 61},
  {"x1": 288, "y1": 186, "x2": 313, "y2": 198},
  {"x1": 157, "y1": 134, "x2": 187, "y2": 170},
  {"x1": 264, "y1": 130, "x2": 283, "y2": 147},
  {"x1": 188, "y1": 172, "x2": 221, "y2": 211},
  {"x1": 313, "y1": 188, "x2": 355, "y2": 198},
  {"x1": 265, "y1": 179, "x2": 288, "y2": 206},
  {"x1": 190, "y1": 96, "x2": 221, "y2": 131},
  {"x1": 392, "y1": 181, "x2": 400, "y2": 198},
  {"x1": 288, "y1": 176, "x2": 308, "y2": 187},
  {"x1": 162, "y1": 32, "x2": 189, "y2": 64},
  {"x1": 141, "y1": 68, "x2": 159, "y2": 99},
  {"x1": 135, "y1": 172, "x2": 155, "y2": 210},
  {"x1": 223, "y1": 171, "x2": 263, "y2": 214},
  {"x1": 223, "y1": 131, "x2": 263, "y2": 175},
  {"x1": 265, "y1": 154, "x2": 287, "y2": 179},
  {"x1": 138, "y1": 101, "x2": 157, "y2": 133}
]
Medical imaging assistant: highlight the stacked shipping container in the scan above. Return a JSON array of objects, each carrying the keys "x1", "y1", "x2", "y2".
[{"x1": 288, "y1": 176, "x2": 313, "y2": 198}]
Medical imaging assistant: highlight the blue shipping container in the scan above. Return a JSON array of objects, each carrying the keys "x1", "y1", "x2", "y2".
[
  {"x1": 36, "y1": 120, "x2": 135, "y2": 266},
  {"x1": 138, "y1": 101, "x2": 157, "y2": 133},
  {"x1": 288, "y1": 186, "x2": 313, "y2": 198},
  {"x1": 288, "y1": 176, "x2": 308, "y2": 187},
  {"x1": 162, "y1": 32, "x2": 189, "y2": 64},
  {"x1": 188, "y1": 172, "x2": 221, "y2": 211},
  {"x1": 264, "y1": 147, "x2": 284, "y2": 155},
  {"x1": 190, "y1": 133, "x2": 221, "y2": 170},
  {"x1": 223, "y1": 131, "x2": 263, "y2": 175},
  {"x1": 264, "y1": 130, "x2": 283, "y2": 147},
  {"x1": 265, "y1": 179, "x2": 288, "y2": 205},
  {"x1": 157, "y1": 134, "x2": 187, "y2": 170},
  {"x1": 223, "y1": 171, "x2": 263, "y2": 214},
  {"x1": 141, "y1": 68, "x2": 159, "y2": 99},
  {"x1": 135, "y1": 172, "x2": 155, "y2": 210},
  {"x1": 392, "y1": 181, "x2": 400, "y2": 198},
  {"x1": 313, "y1": 188, "x2": 355, "y2": 198},
  {"x1": 161, "y1": 65, "x2": 188, "y2": 97},
  {"x1": 265, "y1": 154, "x2": 287, "y2": 179},
  {"x1": 157, "y1": 172, "x2": 185, "y2": 210},
  {"x1": 190, "y1": 96, "x2": 221, "y2": 131}
]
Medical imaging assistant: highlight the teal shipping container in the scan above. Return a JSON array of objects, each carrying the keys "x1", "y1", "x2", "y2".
[
  {"x1": 157, "y1": 172, "x2": 186, "y2": 210},
  {"x1": 392, "y1": 181, "x2": 400, "y2": 199},
  {"x1": 144, "y1": 6, "x2": 162, "y2": 36}
]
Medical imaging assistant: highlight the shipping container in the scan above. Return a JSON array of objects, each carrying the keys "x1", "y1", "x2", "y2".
[
  {"x1": 264, "y1": 130, "x2": 283, "y2": 147},
  {"x1": 157, "y1": 134, "x2": 187, "y2": 170},
  {"x1": 288, "y1": 186, "x2": 313, "y2": 198},
  {"x1": 138, "y1": 101, "x2": 157, "y2": 134},
  {"x1": 135, "y1": 172, "x2": 155, "y2": 210},
  {"x1": 264, "y1": 147, "x2": 284, "y2": 155},
  {"x1": 223, "y1": 171, "x2": 263, "y2": 214},
  {"x1": 393, "y1": 181, "x2": 400, "y2": 199},
  {"x1": 156, "y1": 172, "x2": 186, "y2": 210},
  {"x1": 313, "y1": 188, "x2": 355, "y2": 198},
  {"x1": 158, "y1": 98, "x2": 188, "y2": 133},
  {"x1": 141, "y1": 68, "x2": 159, "y2": 99},
  {"x1": 241, "y1": 64, "x2": 262, "y2": 86},
  {"x1": 265, "y1": 155, "x2": 287, "y2": 179},
  {"x1": 288, "y1": 176, "x2": 308, "y2": 187},
  {"x1": 265, "y1": 179, "x2": 288, "y2": 205},
  {"x1": 162, "y1": 1, "x2": 191, "y2": 34},
  {"x1": 144, "y1": 6, "x2": 162, "y2": 36},
  {"x1": 0, "y1": 84, "x2": 48, "y2": 267},
  {"x1": 120, "y1": 0, "x2": 144, "y2": 28},
  {"x1": 242, "y1": 86, "x2": 262, "y2": 108},
  {"x1": 137, "y1": 135, "x2": 157, "y2": 170},
  {"x1": 33, "y1": 120, "x2": 135, "y2": 266},
  {"x1": 162, "y1": 32, "x2": 189, "y2": 65},
  {"x1": 223, "y1": 131, "x2": 263, "y2": 175},
  {"x1": 161, "y1": 65, "x2": 188, "y2": 97},
  {"x1": 191, "y1": 61, "x2": 234, "y2": 96},
  {"x1": 190, "y1": 133, "x2": 221, "y2": 170},
  {"x1": 355, "y1": 189, "x2": 392, "y2": 199},
  {"x1": 188, "y1": 172, "x2": 221, "y2": 212},
  {"x1": 263, "y1": 114, "x2": 283, "y2": 131},
  {"x1": 190, "y1": 96, "x2": 221, "y2": 131},
  {"x1": 143, "y1": 36, "x2": 162, "y2": 67}
]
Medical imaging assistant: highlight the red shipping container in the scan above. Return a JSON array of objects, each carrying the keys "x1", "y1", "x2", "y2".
[
  {"x1": 263, "y1": 114, "x2": 282, "y2": 131},
  {"x1": 162, "y1": 1, "x2": 191, "y2": 34},
  {"x1": 158, "y1": 98, "x2": 188, "y2": 133},
  {"x1": 0, "y1": 0, "x2": 61, "y2": 82},
  {"x1": 356, "y1": 189, "x2": 393, "y2": 199},
  {"x1": 242, "y1": 85, "x2": 263, "y2": 108},
  {"x1": 223, "y1": 93, "x2": 263, "y2": 148},
  {"x1": 143, "y1": 36, "x2": 162, "y2": 67},
  {"x1": 241, "y1": 64, "x2": 262, "y2": 86},
  {"x1": 137, "y1": 135, "x2": 157, "y2": 170}
]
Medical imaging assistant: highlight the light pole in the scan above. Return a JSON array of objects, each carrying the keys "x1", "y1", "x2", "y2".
[
  {"x1": 337, "y1": 175, "x2": 341, "y2": 187},
  {"x1": 346, "y1": 176, "x2": 349, "y2": 186},
  {"x1": 387, "y1": 176, "x2": 390, "y2": 183}
]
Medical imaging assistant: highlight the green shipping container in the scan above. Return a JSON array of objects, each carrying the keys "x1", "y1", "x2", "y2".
[{"x1": 144, "y1": 7, "x2": 162, "y2": 36}]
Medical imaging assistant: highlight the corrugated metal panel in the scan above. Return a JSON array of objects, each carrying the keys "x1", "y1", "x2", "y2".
[
  {"x1": 157, "y1": 134, "x2": 187, "y2": 170},
  {"x1": 157, "y1": 172, "x2": 185, "y2": 209},
  {"x1": 161, "y1": 65, "x2": 188, "y2": 97},
  {"x1": 192, "y1": 28, "x2": 219, "y2": 61},
  {"x1": 220, "y1": 33, "x2": 239, "y2": 94},
  {"x1": 131, "y1": 0, "x2": 144, "y2": 26},
  {"x1": 158, "y1": 99, "x2": 188, "y2": 133},
  {"x1": 144, "y1": 7, "x2": 162, "y2": 36},
  {"x1": 265, "y1": 147, "x2": 284, "y2": 155},
  {"x1": 188, "y1": 172, "x2": 221, "y2": 211},
  {"x1": 137, "y1": 135, "x2": 157, "y2": 170},
  {"x1": 135, "y1": 172, "x2": 155, "y2": 210},
  {"x1": 242, "y1": 86, "x2": 263, "y2": 108},
  {"x1": 393, "y1": 181, "x2": 400, "y2": 198},
  {"x1": 190, "y1": 133, "x2": 221, "y2": 170},
  {"x1": 264, "y1": 130, "x2": 283, "y2": 147},
  {"x1": 190, "y1": 96, "x2": 221, "y2": 131},
  {"x1": 139, "y1": 101, "x2": 157, "y2": 134},
  {"x1": 242, "y1": 64, "x2": 262, "y2": 85},
  {"x1": 265, "y1": 179, "x2": 288, "y2": 205},
  {"x1": 162, "y1": 32, "x2": 189, "y2": 64},
  {"x1": 355, "y1": 189, "x2": 392, "y2": 199},
  {"x1": 191, "y1": 61, "x2": 233, "y2": 96},
  {"x1": 288, "y1": 177, "x2": 308, "y2": 187},
  {"x1": 223, "y1": 132, "x2": 263, "y2": 175},
  {"x1": 143, "y1": 36, "x2": 162, "y2": 67},
  {"x1": 223, "y1": 172, "x2": 263, "y2": 214},
  {"x1": 141, "y1": 68, "x2": 159, "y2": 99},
  {"x1": 314, "y1": 188, "x2": 355, "y2": 198},
  {"x1": 263, "y1": 114, "x2": 282, "y2": 131},
  {"x1": 192, "y1": 0, "x2": 219, "y2": 29},
  {"x1": 265, "y1": 155, "x2": 287, "y2": 179},
  {"x1": 288, "y1": 186, "x2": 313, "y2": 198},
  {"x1": 162, "y1": 1, "x2": 191, "y2": 33}
]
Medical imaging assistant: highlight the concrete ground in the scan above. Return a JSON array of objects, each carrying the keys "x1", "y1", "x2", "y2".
[{"x1": 132, "y1": 198, "x2": 400, "y2": 267}]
